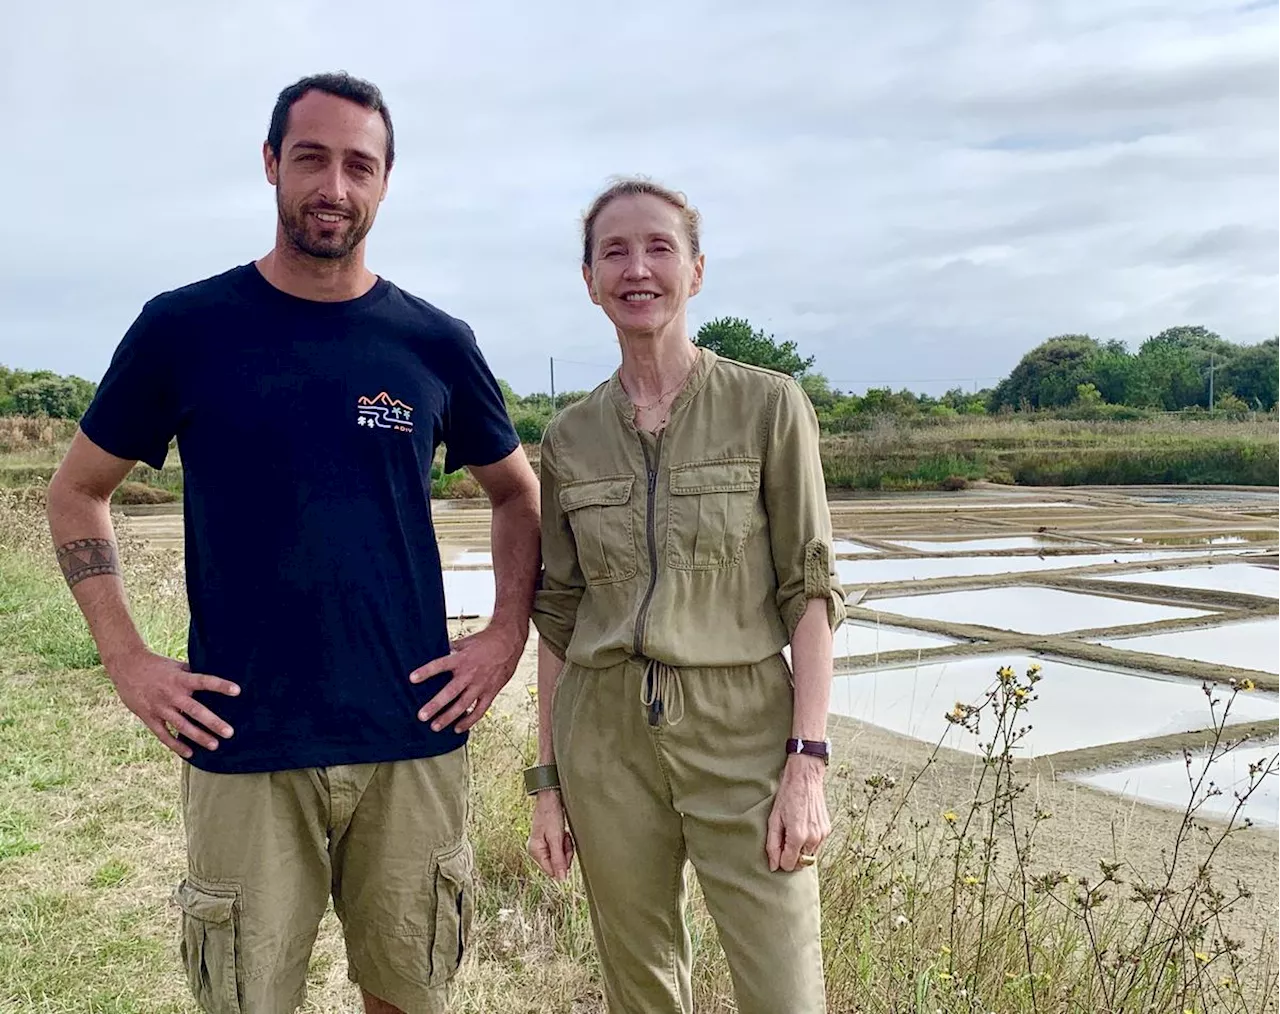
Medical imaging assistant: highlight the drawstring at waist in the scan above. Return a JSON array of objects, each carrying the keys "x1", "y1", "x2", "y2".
[{"x1": 639, "y1": 659, "x2": 685, "y2": 727}]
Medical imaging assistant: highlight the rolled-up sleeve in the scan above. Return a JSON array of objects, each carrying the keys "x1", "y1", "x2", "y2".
[
  {"x1": 530, "y1": 424, "x2": 586, "y2": 659},
  {"x1": 762, "y1": 379, "x2": 847, "y2": 637}
]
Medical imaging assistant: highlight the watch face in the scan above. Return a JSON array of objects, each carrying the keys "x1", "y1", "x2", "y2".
[{"x1": 788, "y1": 738, "x2": 832, "y2": 762}]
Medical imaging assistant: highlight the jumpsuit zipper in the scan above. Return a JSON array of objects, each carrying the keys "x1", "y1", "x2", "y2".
[{"x1": 634, "y1": 431, "x2": 664, "y2": 724}]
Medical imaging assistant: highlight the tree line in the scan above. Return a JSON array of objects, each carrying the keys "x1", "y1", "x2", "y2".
[
  {"x1": 0, "y1": 367, "x2": 97, "y2": 420},
  {"x1": 502, "y1": 318, "x2": 1277, "y2": 439},
  {"x1": 5, "y1": 320, "x2": 1276, "y2": 436},
  {"x1": 986, "y1": 326, "x2": 1277, "y2": 415}
]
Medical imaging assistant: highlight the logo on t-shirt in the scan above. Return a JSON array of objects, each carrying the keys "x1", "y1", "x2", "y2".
[{"x1": 357, "y1": 392, "x2": 415, "y2": 434}]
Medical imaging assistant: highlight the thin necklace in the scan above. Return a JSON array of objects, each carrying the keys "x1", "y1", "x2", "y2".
[{"x1": 623, "y1": 355, "x2": 698, "y2": 411}]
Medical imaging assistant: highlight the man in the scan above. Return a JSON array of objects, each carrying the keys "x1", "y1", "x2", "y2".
[{"x1": 45, "y1": 72, "x2": 540, "y2": 1014}]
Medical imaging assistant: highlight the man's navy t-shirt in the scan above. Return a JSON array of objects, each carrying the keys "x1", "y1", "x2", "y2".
[{"x1": 79, "y1": 264, "x2": 519, "y2": 774}]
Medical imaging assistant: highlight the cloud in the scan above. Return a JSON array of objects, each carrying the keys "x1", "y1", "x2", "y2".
[{"x1": 2, "y1": 0, "x2": 1276, "y2": 396}]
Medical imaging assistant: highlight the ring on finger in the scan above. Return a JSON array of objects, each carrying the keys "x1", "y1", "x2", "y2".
[{"x1": 798, "y1": 852, "x2": 818, "y2": 867}]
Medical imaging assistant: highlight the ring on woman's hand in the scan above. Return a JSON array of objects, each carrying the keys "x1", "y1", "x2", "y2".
[{"x1": 798, "y1": 853, "x2": 818, "y2": 867}]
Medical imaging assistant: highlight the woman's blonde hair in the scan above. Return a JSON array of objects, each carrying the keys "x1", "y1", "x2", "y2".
[{"x1": 581, "y1": 176, "x2": 702, "y2": 267}]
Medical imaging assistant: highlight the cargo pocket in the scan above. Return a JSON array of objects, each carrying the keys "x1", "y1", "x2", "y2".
[
  {"x1": 173, "y1": 878, "x2": 242, "y2": 1014},
  {"x1": 667, "y1": 458, "x2": 761, "y2": 570},
  {"x1": 559, "y1": 475, "x2": 636, "y2": 585},
  {"x1": 429, "y1": 840, "x2": 476, "y2": 986}
]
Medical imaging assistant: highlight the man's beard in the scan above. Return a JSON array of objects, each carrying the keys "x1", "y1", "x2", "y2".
[{"x1": 278, "y1": 192, "x2": 371, "y2": 260}]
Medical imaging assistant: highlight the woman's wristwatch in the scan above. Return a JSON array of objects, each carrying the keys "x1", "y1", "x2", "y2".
[{"x1": 785, "y1": 738, "x2": 831, "y2": 765}]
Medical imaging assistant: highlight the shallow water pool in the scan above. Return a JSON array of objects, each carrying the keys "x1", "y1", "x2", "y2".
[
  {"x1": 442, "y1": 570, "x2": 496, "y2": 618},
  {"x1": 828, "y1": 654, "x2": 1278, "y2": 757},
  {"x1": 833, "y1": 540, "x2": 879, "y2": 555},
  {"x1": 836, "y1": 550, "x2": 1227, "y2": 586},
  {"x1": 888, "y1": 537, "x2": 1084, "y2": 554},
  {"x1": 865, "y1": 586, "x2": 1212, "y2": 635},
  {"x1": 1086, "y1": 563, "x2": 1278, "y2": 600},
  {"x1": 1095, "y1": 618, "x2": 1280, "y2": 675},
  {"x1": 837, "y1": 620, "x2": 959, "y2": 660},
  {"x1": 1070, "y1": 739, "x2": 1278, "y2": 827}
]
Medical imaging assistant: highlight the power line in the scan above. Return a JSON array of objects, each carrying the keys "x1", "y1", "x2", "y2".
[
  {"x1": 550, "y1": 356, "x2": 617, "y2": 370},
  {"x1": 823, "y1": 376, "x2": 1002, "y2": 387}
]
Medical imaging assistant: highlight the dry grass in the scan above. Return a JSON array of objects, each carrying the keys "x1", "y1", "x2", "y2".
[
  {"x1": 0, "y1": 418, "x2": 76, "y2": 456},
  {"x1": 1, "y1": 489, "x2": 1277, "y2": 1013},
  {"x1": 822, "y1": 415, "x2": 1279, "y2": 489},
  {"x1": 4, "y1": 413, "x2": 1276, "y2": 499}
]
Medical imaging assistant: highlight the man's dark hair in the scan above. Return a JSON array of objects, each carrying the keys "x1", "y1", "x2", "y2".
[{"x1": 266, "y1": 71, "x2": 395, "y2": 170}]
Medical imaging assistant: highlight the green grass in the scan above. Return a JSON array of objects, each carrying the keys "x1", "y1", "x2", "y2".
[
  {"x1": 0, "y1": 662, "x2": 197, "y2": 1013},
  {"x1": 0, "y1": 553, "x2": 101, "y2": 670},
  {"x1": 89, "y1": 859, "x2": 133, "y2": 890}
]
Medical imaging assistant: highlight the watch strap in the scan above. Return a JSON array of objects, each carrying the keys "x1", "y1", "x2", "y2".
[{"x1": 786, "y1": 737, "x2": 831, "y2": 765}]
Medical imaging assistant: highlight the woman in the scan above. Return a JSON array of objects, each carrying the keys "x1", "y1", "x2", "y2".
[{"x1": 526, "y1": 177, "x2": 846, "y2": 1014}]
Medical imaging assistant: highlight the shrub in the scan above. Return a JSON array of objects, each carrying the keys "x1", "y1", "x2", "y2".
[
  {"x1": 111, "y1": 482, "x2": 177, "y2": 506},
  {"x1": 510, "y1": 410, "x2": 548, "y2": 445}
]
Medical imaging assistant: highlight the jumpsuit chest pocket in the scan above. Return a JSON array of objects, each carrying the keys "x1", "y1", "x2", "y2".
[
  {"x1": 560, "y1": 475, "x2": 637, "y2": 585},
  {"x1": 666, "y1": 458, "x2": 761, "y2": 571}
]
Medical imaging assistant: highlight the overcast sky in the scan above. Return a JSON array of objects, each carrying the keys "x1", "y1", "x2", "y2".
[{"x1": 3, "y1": 0, "x2": 1276, "y2": 395}]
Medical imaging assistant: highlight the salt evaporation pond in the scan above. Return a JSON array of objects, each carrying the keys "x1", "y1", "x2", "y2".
[
  {"x1": 446, "y1": 568, "x2": 958, "y2": 660},
  {"x1": 833, "y1": 540, "x2": 878, "y2": 555},
  {"x1": 1071, "y1": 739, "x2": 1279, "y2": 828},
  {"x1": 888, "y1": 537, "x2": 1083, "y2": 554},
  {"x1": 442, "y1": 570, "x2": 496, "y2": 618},
  {"x1": 828, "y1": 654, "x2": 1279, "y2": 758},
  {"x1": 894, "y1": 501, "x2": 1093, "y2": 511},
  {"x1": 1120, "y1": 535, "x2": 1259, "y2": 547},
  {"x1": 836, "y1": 550, "x2": 1229, "y2": 586},
  {"x1": 865, "y1": 586, "x2": 1212, "y2": 635},
  {"x1": 1087, "y1": 563, "x2": 1278, "y2": 600},
  {"x1": 1095, "y1": 618, "x2": 1280, "y2": 675},
  {"x1": 1126, "y1": 490, "x2": 1279, "y2": 506},
  {"x1": 837, "y1": 620, "x2": 959, "y2": 660}
]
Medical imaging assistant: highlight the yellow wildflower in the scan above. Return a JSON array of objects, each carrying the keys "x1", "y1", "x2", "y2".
[
  {"x1": 1014, "y1": 688, "x2": 1028, "y2": 700},
  {"x1": 1194, "y1": 952, "x2": 1210, "y2": 963},
  {"x1": 963, "y1": 875, "x2": 980, "y2": 886},
  {"x1": 998, "y1": 666, "x2": 1015, "y2": 682},
  {"x1": 937, "y1": 972, "x2": 952, "y2": 982},
  {"x1": 526, "y1": 686, "x2": 538, "y2": 699},
  {"x1": 943, "y1": 811, "x2": 958, "y2": 824},
  {"x1": 1029, "y1": 663, "x2": 1042, "y2": 674},
  {"x1": 1241, "y1": 679, "x2": 1256, "y2": 692},
  {"x1": 940, "y1": 945, "x2": 952, "y2": 956}
]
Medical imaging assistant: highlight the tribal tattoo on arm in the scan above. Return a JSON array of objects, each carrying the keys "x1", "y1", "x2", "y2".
[{"x1": 56, "y1": 537, "x2": 122, "y2": 588}]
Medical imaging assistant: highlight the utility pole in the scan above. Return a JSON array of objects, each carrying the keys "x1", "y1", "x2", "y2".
[{"x1": 549, "y1": 357, "x2": 557, "y2": 412}]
